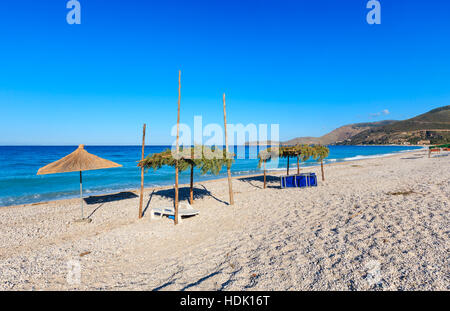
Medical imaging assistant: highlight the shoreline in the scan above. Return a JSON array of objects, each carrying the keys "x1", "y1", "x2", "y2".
[{"x1": 0, "y1": 148, "x2": 424, "y2": 210}]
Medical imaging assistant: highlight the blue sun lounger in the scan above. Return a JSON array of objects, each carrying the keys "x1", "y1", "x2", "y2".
[
  {"x1": 296, "y1": 173, "x2": 317, "y2": 187},
  {"x1": 280, "y1": 173, "x2": 317, "y2": 188},
  {"x1": 280, "y1": 175, "x2": 296, "y2": 188}
]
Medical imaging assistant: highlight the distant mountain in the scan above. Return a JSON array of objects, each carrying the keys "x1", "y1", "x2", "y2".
[
  {"x1": 245, "y1": 106, "x2": 450, "y2": 146},
  {"x1": 341, "y1": 105, "x2": 450, "y2": 145},
  {"x1": 283, "y1": 120, "x2": 397, "y2": 145},
  {"x1": 245, "y1": 140, "x2": 280, "y2": 146}
]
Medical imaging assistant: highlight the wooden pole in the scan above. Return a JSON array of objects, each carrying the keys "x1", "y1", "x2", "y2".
[
  {"x1": 297, "y1": 156, "x2": 300, "y2": 175},
  {"x1": 190, "y1": 163, "x2": 194, "y2": 204},
  {"x1": 287, "y1": 157, "x2": 290, "y2": 175},
  {"x1": 189, "y1": 148, "x2": 194, "y2": 204},
  {"x1": 321, "y1": 159, "x2": 325, "y2": 181},
  {"x1": 263, "y1": 160, "x2": 266, "y2": 189},
  {"x1": 174, "y1": 71, "x2": 181, "y2": 224},
  {"x1": 223, "y1": 93, "x2": 234, "y2": 205},
  {"x1": 138, "y1": 124, "x2": 146, "y2": 219},
  {"x1": 80, "y1": 171, "x2": 83, "y2": 219}
]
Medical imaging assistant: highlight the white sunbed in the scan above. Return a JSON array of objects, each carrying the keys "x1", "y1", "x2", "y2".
[{"x1": 150, "y1": 202, "x2": 199, "y2": 223}]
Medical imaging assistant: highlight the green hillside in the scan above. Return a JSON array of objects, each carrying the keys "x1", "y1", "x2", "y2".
[
  {"x1": 283, "y1": 120, "x2": 397, "y2": 145},
  {"x1": 341, "y1": 105, "x2": 450, "y2": 145}
]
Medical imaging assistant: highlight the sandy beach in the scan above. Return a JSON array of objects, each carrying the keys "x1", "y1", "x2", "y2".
[{"x1": 0, "y1": 149, "x2": 448, "y2": 291}]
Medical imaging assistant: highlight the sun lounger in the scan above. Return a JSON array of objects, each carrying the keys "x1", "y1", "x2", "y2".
[
  {"x1": 280, "y1": 175, "x2": 296, "y2": 188},
  {"x1": 295, "y1": 173, "x2": 317, "y2": 187},
  {"x1": 150, "y1": 202, "x2": 200, "y2": 223},
  {"x1": 280, "y1": 173, "x2": 317, "y2": 188}
]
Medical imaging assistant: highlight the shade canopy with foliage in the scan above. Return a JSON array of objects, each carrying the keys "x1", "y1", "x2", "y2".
[
  {"x1": 139, "y1": 146, "x2": 233, "y2": 173},
  {"x1": 258, "y1": 145, "x2": 316, "y2": 175},
  {"x1": 312, "y1": 145, "x2": 330, "y2": 181},
  {"x1": 312, "y1": 145, "x2": 330, "y2": 161},
  {"x1": 138, "y1": 146, "x2": 234, "y2": 204},
  {"x1": 257, "y1": 144, "x2": 330, "y2": 186}
]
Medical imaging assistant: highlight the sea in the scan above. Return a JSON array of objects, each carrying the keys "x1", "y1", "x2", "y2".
[{"x1": 0, "y1": 145, "x2": 424, "y2": 207}]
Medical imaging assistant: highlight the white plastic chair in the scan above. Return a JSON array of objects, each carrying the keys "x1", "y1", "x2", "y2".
[{"x1": 150, "y1": 202, "x2": 199, "y2": 223}]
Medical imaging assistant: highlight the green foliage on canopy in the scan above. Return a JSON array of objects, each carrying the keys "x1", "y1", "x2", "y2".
[
  {"x1": 257, "y1": 144, "x2": 330, "y2": 168},
  {"x1": 257, "y1": 147, "x2": 280, "y2": 168},
  {"x1": 279, "y1": 145, "x2": 315, "y2": 160},
  {"x1": 199, "y1": 147, "x2": 234, "y2": 174},
  {"x1": 429, "y1": 143, "x2": 450, "y2": 149},
  {"x1": 138, "y1": 149, "x2": 175, "y2": 171},
  {"x1": 258, "y1": 145, "x2": 313, "y2": 167},
  {"x1": 297, "y1": 145, "x2": 315, "y2": 162},
  {"x1": 312, "y1": 145, "x2": 330, "y2": 161}
]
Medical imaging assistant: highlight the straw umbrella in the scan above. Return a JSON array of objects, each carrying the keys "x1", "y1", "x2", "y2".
[
  {"x1": 37, "y1": 145, "x2": 122, "y2": 220},
  {"x1": 280, "y1": 146, "x2": 297, "y2": 175},
  {"x1": 312, "y1": 145, "x2": 330, "y2": 181},
  {"x1": 298, "y1": 144, "x2": 314, "y2": 173},
  {"x1": 258, "y1": 147, "x2": 280, "y2": 189}
]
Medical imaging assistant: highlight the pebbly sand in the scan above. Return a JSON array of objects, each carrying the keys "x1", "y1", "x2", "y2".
[{"x1": 0, "y1": 149, "x2": 448, "y2": 291}]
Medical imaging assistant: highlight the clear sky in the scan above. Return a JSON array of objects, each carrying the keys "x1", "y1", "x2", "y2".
[{"x1": 0, "y1": 0, "x2": 449, "y2": 145}]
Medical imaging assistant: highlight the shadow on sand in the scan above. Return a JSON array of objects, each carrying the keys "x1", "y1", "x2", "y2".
[
  {"x1": 141, "y1": 184, "x2": 229, "y2": 217},
  {"x1": 237, "y1": 175, "x2": 280, "y2": 189},
  {"x1": 400, "y1": 156, "x2": 424, "y2": 160},
  {"x1": 148, "y1": 185, "x2": 228, "y2": 205},
  {"x1": 143, "y1": 184, "x2": 228, "y2": 215},
  {"x1": 82, "y1": 191, "x2": 138, "y2": 219},
  {"x1": 84, "y1": 191, "x2": 138, "y2": 205}
]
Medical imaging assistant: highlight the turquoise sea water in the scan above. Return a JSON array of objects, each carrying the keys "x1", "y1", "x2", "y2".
[{"x1": 0, "y1": 145, "x2": 423, "y2": 206}]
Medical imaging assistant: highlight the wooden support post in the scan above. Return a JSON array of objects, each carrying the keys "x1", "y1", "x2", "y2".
[
  {"x1": 223, "y1": 93, "x2": 234, "y2": 205},
  {"x1": 263, "y1": 160, "x2": 267, "y2": 189},
  {"x1": 287, "y1": 157, "x2": 290, "y2": 175},
  {"x1": 321, "y1": 159, "x2": 325, "y2": 181},
  {"x1": 190, "y1": 163, "x2": 194, "y2": 204},
  {"x1": 80, "y1": 171, "x2": 83, "y2": 219},
  {"x1": 297, "y1": 156, "x2": 300, "y2": 175},
  {"x1": 138, "y1": 124, "x2": 146, "y2": 219},
  {"x1": 174, "y1": 71, "x2": 181, "y2": 224},
  {"x1": 190, "y1": 148, "x2": 194, "y2": 204}
]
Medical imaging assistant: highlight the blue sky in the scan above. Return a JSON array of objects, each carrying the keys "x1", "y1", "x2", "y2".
[{"x1": 0, "y1": 0, "x2": 449, "y2": 145}]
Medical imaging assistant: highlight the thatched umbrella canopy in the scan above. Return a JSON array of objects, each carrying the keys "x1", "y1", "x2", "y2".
[
  {"x1": 138, "y1": 147, "x2": 199, "y2": 205},
  {"x1": 280, "y1": 146, "x2": 297, "y2": 175},
  {"x1": 312, "y1": 145, "x2": 330, "y2": 181},
  {"x1": 37, "y1": 145, "x2": 122, "y2": 220},
  {"x1": 258, "y1": 147, "x2": 280, "y2": 188}
]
